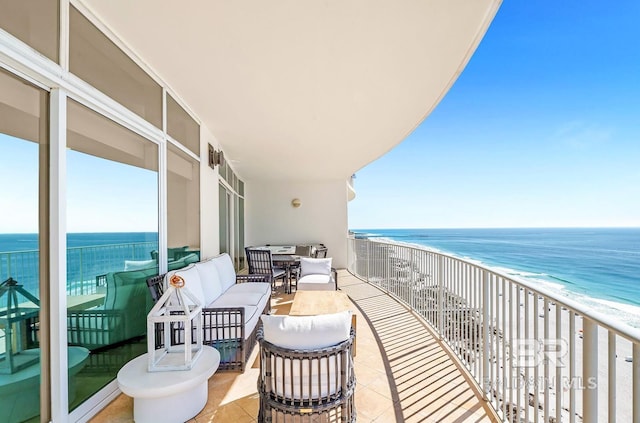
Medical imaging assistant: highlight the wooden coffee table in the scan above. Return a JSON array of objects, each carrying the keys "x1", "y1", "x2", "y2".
[{"x1": 290, "y1": 291, "x2": 357, "y2": 355}]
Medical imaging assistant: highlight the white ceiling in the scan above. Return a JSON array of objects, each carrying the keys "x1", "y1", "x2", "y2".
[{"x1": 80, "y1": 0, "x2": 501, "y2": 182}]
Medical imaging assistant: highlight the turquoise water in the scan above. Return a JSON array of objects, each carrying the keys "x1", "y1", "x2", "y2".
[
  {"x1": 351, "y1": 228, "x2": 640, "y2": 326},
  {"x1": 0, "y1": 232, "x2": 158, "y2": 302},
  {"x1": 0, "y1": 232, "x2": 158, "y2": 252}
]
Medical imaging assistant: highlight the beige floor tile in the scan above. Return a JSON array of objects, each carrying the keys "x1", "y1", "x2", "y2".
[
  {"x1": 355, "y1": 386, "x2": 395, "y2": 421},
  {"x1": 90, "y1": 394, "x2": 133, "y2": 423},
  {"x1": 363, "y1": 372, "x2": 396, "y2": 400},
  {"x1": 90, "y1": 273, "x2": 495, "y2": 423},
  {"x1": 195, "y1": 402, "x2": 255, "y2": 423}
]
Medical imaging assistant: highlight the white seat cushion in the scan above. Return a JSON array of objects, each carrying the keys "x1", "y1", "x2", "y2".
[
  {"x1": 297, "y1": 274, "x2": 336, "y2": 291},
  {"x1": 210, "y1": 292, "x2": 265, "y2": 307},
  {"x1": 226, "y1": 282, "x2": 271, "y2": 296},
  {"x1": 298, "y1": 274, "x2": 331, "y2": 284}
]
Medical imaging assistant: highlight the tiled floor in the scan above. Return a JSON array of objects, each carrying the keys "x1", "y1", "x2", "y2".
[{"x1": 91, "y1": 271, "x2": 498, "y2": 422}]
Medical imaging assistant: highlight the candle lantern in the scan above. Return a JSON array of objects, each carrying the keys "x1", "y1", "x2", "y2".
[
  {"x1": 147, "y1": 273, "x2": 203, "y2": 371},
  {"x1": 0, "y1": 277, "x2": 40, "y2": 374}
]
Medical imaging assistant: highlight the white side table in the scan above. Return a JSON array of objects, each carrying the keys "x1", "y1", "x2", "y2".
[{"x1": 117, "y1": 346, "x2": 220, "y2": 423}]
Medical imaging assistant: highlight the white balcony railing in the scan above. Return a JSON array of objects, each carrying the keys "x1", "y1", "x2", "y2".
[{"x1": 347, "y1": 237, "x2": 640, "y2": 423}]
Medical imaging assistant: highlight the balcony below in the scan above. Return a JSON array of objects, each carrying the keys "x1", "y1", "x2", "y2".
[{"x1": 91, "y1": 271, "x2": 497, "y2": 422}]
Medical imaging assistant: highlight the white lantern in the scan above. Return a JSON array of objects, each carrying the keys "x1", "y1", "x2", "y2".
[{"x1": 147, "y1": 273, "x2": 203, "y2": 371}]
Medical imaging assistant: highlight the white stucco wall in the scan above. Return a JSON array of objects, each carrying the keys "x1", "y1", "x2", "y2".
[
  {"x1": 199, "y1": 126, "x2": 220, "y2": 259},
  {"x1": 245, "y1": 180, "x2": 349, "y2": 269}
]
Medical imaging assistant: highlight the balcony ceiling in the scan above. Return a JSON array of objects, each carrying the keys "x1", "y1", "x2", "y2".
[{"x1": 81, "y1": 0, "x2": 500, "y2": 182}]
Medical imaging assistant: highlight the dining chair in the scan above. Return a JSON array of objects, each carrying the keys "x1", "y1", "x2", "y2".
[
  {"x1": 294, "y1": 245, "x2": 313, "y2": 256},
  {"x1": 245, "y1": 248, "x2": 288, "y2": 291},
  {"x1": 314, "y1": 244, "x2": 328, "y2": 258}
]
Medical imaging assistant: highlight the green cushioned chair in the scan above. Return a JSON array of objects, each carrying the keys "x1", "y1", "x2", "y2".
[{"x1": 67, "y1": 266, "x2": 159, "y2": 350}]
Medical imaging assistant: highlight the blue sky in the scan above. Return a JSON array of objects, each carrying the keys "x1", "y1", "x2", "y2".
[
  {"x1": 2, "y1": 1, "x2": 639, "y2": 233},
  {"x1": 0, "y1": 134, "x2": 157, "y2": 233},
  {"x1": 348, "y1": 1, "x2": 640, "y2": 229}
]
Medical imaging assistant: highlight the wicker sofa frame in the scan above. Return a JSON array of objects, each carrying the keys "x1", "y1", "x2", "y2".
[
  {"x1": 146, "y1": 272, "x2": 271, "y2": 371},
  {"x1": 257, "y1": 327, "x2": 356, "y2": 423}
]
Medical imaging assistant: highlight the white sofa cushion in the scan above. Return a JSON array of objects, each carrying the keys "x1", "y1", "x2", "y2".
[
  {"x1": 225, "y1": 282, "x2": 271, "y2": 296},
  {"x1": 298, "y1": 274, "x2": 331, "y2": 284},
  {"x1": 261, "y1": 311, "x2": 351, "y2": 350},
  {"x1": 195, "y1": 259, "x2": 224, "y2": 305},
  {"x1": 211, "y1": 253, "x2": 237, "y2": 292},
  {"x1": 297, "y1": 274, "x2": 336, "y2": 291},
  {"x1": 210, "y1": 292, "x2": 265, "y2": 308},
  {"x1": 300, "y1": 257, "x2": 332, "y2": 277},
  {"x1": 167, "y1": 264, "x2": 205, "y2": 306}
]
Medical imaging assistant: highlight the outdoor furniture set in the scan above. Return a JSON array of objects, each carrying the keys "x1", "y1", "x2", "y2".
[
  {"x1": 246, "y1": 246, "x2": 338, "y2": 293},
  {"x1": 141, "y1": 250, "x2": 354, "y2": 421},
  {"x1": 146, "y1": 253, "x2": 271, "y2": 371}
]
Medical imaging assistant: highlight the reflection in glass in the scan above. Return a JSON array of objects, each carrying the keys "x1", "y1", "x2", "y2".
[
  {"x1": 166, "y1": 143, "x2": 200, "y2": 269},
  {"x1": 0, "y1": 69, "x2": 48, "y2": 422},
  {"x1": 66, "y1": 99, "x2": 158, "y2": 410},
  {"x1": 0, "y1": 0, "x2": 59, "y2": 62},
  {"x1": 69, "y1": 6, "x2": 162, "y2": 128},
  {"x1": 167, "y1": 95, "x2": 200, "y2": 155},
  {"x1": 219, "y1": 186, "x2": 230, "y2": 255}
]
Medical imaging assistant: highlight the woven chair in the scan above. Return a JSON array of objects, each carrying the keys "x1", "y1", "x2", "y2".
[
  {"x1": 246, "y1": 247, "x2": 288, "y2": 291},
  {"x1": 257, "y1": 313, "x2": 356, "y2": 423}
]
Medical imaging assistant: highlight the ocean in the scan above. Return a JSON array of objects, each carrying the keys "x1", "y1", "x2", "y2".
[
  {"x1": 351, "y1": 227, "x2": 640, "y2": 327},
  {"x1": 0, "y1": 232, "x2": 158, "y2": 252},
  {"x1": 0, "y1": 232, "x2": 158, "y2": 301}
]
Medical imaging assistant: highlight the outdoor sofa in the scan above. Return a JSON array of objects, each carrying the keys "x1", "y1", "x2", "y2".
[{"x1": 146, "y1": 253, "x2": 272, "y2": 371}]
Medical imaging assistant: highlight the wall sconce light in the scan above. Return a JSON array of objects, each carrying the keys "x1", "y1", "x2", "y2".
[
  {"x1": 291, "y1": 198, "x2": 301, "y2": 208},
  {"x1": 208, "y1": 144, "x2": 225, "y2": 169}
]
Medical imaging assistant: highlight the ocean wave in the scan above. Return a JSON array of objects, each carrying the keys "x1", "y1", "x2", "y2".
[
  {"x1": 371, "y1": 237, "x2": 640, "y2": 327},
  {"x1": 570, "y1": 296, "x2": 640, "y2": 327},
  {"x1": 390, "y1": 239, "x2": 445, "y2": 254},
  {"x1": 523, "y1": 277, "x2": 567, "y2": 292},
  {"x1": 490, "y1": 266, "x2": 546, "y2": 279},
  {"x1": 489, "y1": 269, "x2": 640, "y2": 327}
]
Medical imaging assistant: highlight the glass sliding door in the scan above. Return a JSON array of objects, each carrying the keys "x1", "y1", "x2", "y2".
[
  {"x1": 234, "y1": 196, "x2": 245, "y2": 270},
  {"x1": 0, "y1": 69, "x2": 49, "y2": 423},
  {"x1": 66, "y1": 99, "x2": 158, "y2": 410},
  {"x1": 219, "y1": 181, "x2": 245, "y2": 271},
  {"x1": 219, "y1": 185, "x2": 231, "y2": 255},
  {"x1": 167, "y1": 143, "x2": 200, "y2": 269}
]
